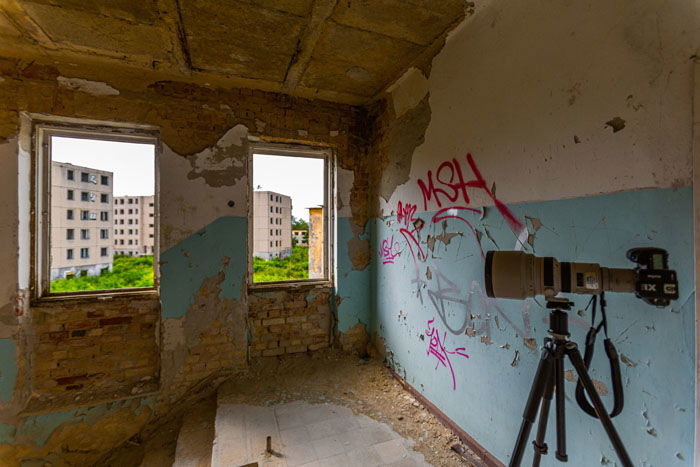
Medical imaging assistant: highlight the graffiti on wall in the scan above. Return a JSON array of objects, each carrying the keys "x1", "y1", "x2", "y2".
[
  {"x1": 380, "y1": 153, "x2": 537, "y2": 389},
  {"x1": 426, "y1": 318, "x2": 469, "y2": 390},
  {"x1": 378, "y1": 235, "x2": 401, "y2": 264},
  {"x1": 416, "y1": 153, "x2": 524, "y2": 256}
]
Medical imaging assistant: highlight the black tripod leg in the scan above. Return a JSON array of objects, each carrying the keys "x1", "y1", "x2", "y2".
[
  {"x1": 565, "y1": 343, "x2": 634, "y2": 467},
  {"x1": 532, "y1": 373, "x2": 555, "y2": 467},
  {"x1": 509, "y1": 346, "x2": 553, "y2": 467},
  {"x1": 554, "y1": 350, "x2": 567, "y2": 462}
]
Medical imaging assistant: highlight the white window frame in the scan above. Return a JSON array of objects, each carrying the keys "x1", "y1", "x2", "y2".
[
  {"x1": 31, "y1": 118, "x2": 160, "y2": 299},
  {"x1": 247, "y1": 143, "x2": 335, "y2": 289}
]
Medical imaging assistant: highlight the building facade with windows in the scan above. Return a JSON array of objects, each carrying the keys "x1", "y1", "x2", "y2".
[
  {"x1": 253, "y1": 191, "x2": 292, "y2": 260},
  {"x1": 50, "y1": 162, "x2": 114, "y2": 280},
  {"x1": 113, "y1": 195, "x2": 155, "y2": 256}
]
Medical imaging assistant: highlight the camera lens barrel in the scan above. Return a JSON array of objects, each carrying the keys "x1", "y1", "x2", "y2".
[{"x1": 485, "y1": 251, "x2": 637, "y2": 300}]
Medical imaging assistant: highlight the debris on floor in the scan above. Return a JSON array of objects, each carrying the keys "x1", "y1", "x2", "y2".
[{"x1": 217, "y1": 349, "x2": 484, "y2": 467}]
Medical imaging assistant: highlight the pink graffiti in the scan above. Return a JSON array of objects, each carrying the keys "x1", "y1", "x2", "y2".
[
  {"x1": 396, "y1": 200, "x2": 426, "y2": 263},
  {"x1": 416, "y1": 153, "x2": 524, "y2": 255},
  {"x1": 425, "y1": 318, "x2": 469, "y2": 390},
  {"x1": 379, "y1": 236, "x2": 401, "y2": 264}
]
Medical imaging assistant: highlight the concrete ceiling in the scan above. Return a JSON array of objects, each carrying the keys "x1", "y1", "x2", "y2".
[{"x1": 0, "y1": 0, "x2": 468, "y2": 104}]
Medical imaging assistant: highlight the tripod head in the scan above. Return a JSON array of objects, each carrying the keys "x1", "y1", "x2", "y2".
[
  {"x1": 545, "y1": 297, "x2": 574, "y2": 311},
  {"x1": 545, "y1": 297, "x2": 573, "y2": 338}
]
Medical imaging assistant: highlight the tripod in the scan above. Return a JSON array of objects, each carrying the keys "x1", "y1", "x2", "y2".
[{"x1": 509, "y1": 298, "x2": 633, "y2": 467}]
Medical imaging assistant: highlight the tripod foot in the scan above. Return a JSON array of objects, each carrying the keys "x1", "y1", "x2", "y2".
[{"x1": 555, "y1": 452, "x2": 568, "y2": 462}]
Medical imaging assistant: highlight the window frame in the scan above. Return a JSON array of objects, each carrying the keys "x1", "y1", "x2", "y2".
[
  {"x1": 247, "y1": 143, "x2": 335, "y2": 290},
  {"x1": 31, "y1": 121, "x2": 160, "y2": 300}
]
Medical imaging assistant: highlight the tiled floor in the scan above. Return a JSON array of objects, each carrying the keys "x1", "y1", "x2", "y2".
[{"x1": 211, "y1": 401, "x2": 430, "y2": 467}]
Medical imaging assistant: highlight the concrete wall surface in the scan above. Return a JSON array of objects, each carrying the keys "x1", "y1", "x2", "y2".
[{"x1": 371, "y1": 0, "x2": 699, "y2": 465}]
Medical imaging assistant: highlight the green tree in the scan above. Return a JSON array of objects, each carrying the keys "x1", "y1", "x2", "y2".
[{"x1": 291, "y1": 216, "x2": 309, "y2": 231}]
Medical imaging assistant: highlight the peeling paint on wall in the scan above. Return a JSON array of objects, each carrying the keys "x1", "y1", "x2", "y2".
[
  {"x1": 56, "y1": 76, "x2": 120, "y2": 96},
  {"x1": 186, "y1": 124, "x2": 249, "y2": 187}
]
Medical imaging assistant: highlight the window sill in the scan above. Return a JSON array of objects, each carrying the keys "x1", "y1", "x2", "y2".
[
  {"x1": 248, "y1": 280, "x2": 333, "y2": 293},
  {"x1": 31, "y1": 288, "x2": 158, "y2": 306}
]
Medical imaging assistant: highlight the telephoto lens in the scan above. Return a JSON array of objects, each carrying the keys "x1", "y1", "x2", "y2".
[{"x1": 485, "y1": 251, "x2": 636, "y2": 300}]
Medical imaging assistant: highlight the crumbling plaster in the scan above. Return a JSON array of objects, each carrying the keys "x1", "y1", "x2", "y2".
[
  {"x1": 367, "y1": 0, "x2": 700, "y2": 465},
  {"x1": 0, "y1": 60, "x2": 374, "y2": 463}
]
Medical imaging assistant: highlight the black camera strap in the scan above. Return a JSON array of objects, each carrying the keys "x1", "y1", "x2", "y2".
[{"x1": 575, "y1": 292, "x2": 624, "y2": 418}]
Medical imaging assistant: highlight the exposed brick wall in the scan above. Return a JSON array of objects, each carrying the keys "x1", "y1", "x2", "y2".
[
  {"x1": 29, "y1": 295, "x2": 159, "y2": 411},
  {"x1": 248, "y1": 289, "x2": 332, "y2": 357}
]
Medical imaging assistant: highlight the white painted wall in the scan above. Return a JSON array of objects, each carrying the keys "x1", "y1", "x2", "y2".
[{"x1": 380, "y1": 0, "x2": 699, "y2": 213}]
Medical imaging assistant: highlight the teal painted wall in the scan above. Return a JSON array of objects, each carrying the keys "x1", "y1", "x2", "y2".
[
  {"x1": 336, "y1": 217, "x2": 372, "y2": 333},
  {"x1": 160, "y1": 216, "x2": 247, "y2": 318},
  {"x1": 0, "y1": 338, "x2": 17, "y2": 404},
  {"x1": 373, "y1": 187, "x2": 694, "y2": 466}
]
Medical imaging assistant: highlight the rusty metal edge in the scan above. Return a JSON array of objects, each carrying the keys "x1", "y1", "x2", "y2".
[{"x1": 388, "y1": 368, "x2": 506, "y2": 467}]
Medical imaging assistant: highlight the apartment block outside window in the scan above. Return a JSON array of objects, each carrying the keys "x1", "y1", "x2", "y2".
[
  {"x1": 34, "y1": 122, "x2": 158, "y2": 296},
  {"x1": 250, "y1": 147, "x2": 332, "y2": 284}
]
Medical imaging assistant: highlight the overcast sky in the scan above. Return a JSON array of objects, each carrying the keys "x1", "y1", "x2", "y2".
[
  {"x1": 52, "y1": 136, "x2": 155, "y2": 196},
  {"x1": 253, "y1": 154, "x2": 324, "y2": 222}
]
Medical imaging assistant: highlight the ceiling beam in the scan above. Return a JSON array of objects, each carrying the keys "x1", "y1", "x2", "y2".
[
  {"x1": 156, "y1": 0, "x2": 193, "y2": 74},
  {"x1": 282, "y1": 0, "x2": 339, "y2": 92},
  {"x1": 0, "y1": 0, "x2": 58, "y2": 50}
]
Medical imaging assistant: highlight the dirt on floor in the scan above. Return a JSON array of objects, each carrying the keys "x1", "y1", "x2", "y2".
[
  {"x1": 219, "y1": 349, "x2": 485, "y2": 467},
  {"x1": 102, "y1": 349, "x2": 487, "y2": 466}
]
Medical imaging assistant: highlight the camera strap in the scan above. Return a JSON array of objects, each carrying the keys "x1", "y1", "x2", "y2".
[{"x1": 575, "y1": 292, "x2": 624, "y2": 418}]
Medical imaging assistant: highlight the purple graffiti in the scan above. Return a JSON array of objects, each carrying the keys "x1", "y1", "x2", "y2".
[
  {"x1": 379, "y1": 235, "x2": 401, "y2": 264},
  {"x1": 426, "y1": 318, "x2": 469, "y2": 390}
]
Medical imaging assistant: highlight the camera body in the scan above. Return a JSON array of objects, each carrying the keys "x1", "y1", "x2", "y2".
[
  {"x1": 627, "y1": 248, "x2": 678, "y2": 306},
  {"x1": 485, "y1": 247, "x2": 678, "y2": 307}
]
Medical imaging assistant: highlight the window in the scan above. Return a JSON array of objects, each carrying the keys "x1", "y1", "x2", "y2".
[
  {"x1": 149, "y1": 203, "x2": 154, "y2": 207},
  {"x1": 128, "y1": 209, "x2": 133, "y2": 214},
  {"x1": 128, "y1": 219, "x2": 133, "y2": 225},
  {"x1": 250, "y1": 148, "x2": 331, "y2": 284},
  {"x1": 128, "y1": 229, "x2": 133, "y2": 235},
  {"x1": 33, "y1": 122, "x2": 158, "y2": 296},
  {"x1": 120, "y1": 219, "x2": 124, "y2": 225},
  {"x1": 120, "y1": 209, "x2": 124, "y2": 214},
  {"x1": 120, "y1": 239, "x2": 124, "y2": 245},
  {"x1": 149, "y1": 213, "x2": 154, "y2": 217}
]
